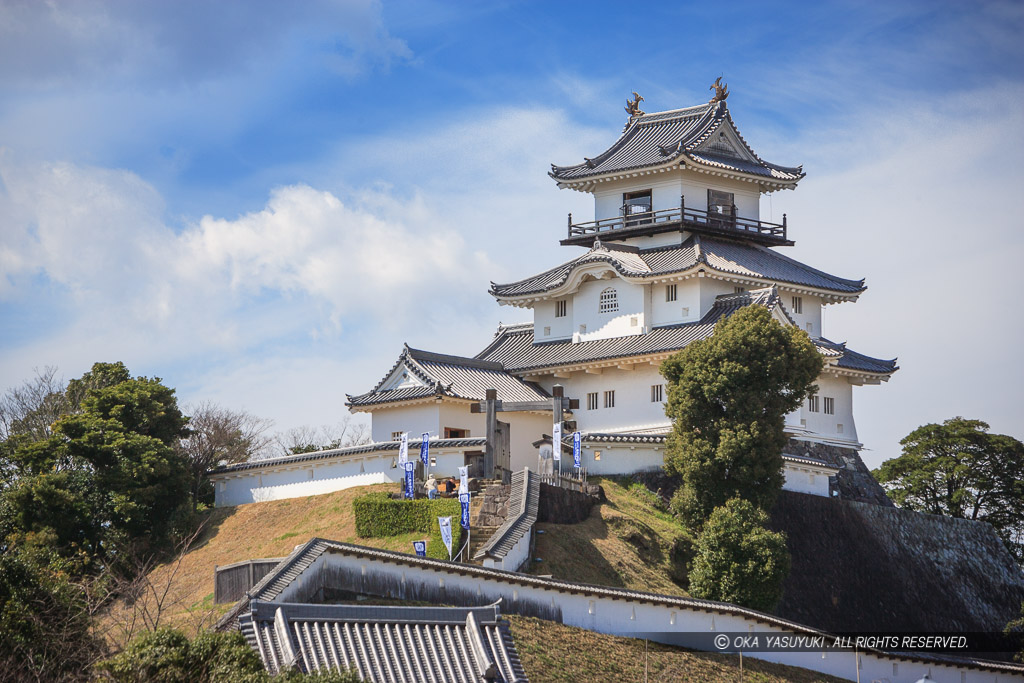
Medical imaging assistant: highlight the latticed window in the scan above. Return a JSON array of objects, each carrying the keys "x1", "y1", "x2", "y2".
[
  {"x1": 555, "y1": 300, "x2": 567, "y2": 317},
  {"x1": 599, "y1": 288, "x2": 618, "y2": 313},
  {"x1": 666, "y1": 284, "x2": 677, "y2": 302},
  {"x1": 791, "y1": 296, "x2": 803, "y2": 314},
  {"x1": 651, "y1": 384, "x2": 663, "y2": 402},
  {"x1": 586, "y1": 392, "x2": 598, "y2": 410},
  {"x1": 824, "y1": 397, "x2": 835, "y2": 415},
  {"x1": 808, "y1": 395, "x2": 820, "y2": 413},
  {"x1": 604, "y1": 390, "x2": 615, "y2": 408}
]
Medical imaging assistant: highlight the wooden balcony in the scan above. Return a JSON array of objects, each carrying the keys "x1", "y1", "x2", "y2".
[{"x1": 561, "y1": 197, "x2": 791, "y2": 248}]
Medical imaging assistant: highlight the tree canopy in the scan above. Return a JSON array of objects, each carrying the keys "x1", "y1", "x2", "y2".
[
  {"x1": 874, "y1": 417, "x2": 1024, "y2": 561},
  {"x1": 661, "y1": 304, "x2": 823, "y2": 525}
]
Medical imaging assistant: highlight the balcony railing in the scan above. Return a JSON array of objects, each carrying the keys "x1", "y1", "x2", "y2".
[{"x1": 564, "y1": 195, "x2": 788, "y2": 246}]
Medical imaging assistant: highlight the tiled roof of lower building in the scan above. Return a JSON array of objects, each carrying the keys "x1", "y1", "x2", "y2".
[
  {"x1": 477, "y1": 289, "x2": 897, "y2": 376},
  {"x1": 347, "y1": 345, "x2": 549, "y2": 408},
  {"x1": 210, "y1": 437, "x2": 487, "y2": 475},
  {"x1": 489, "y1": 234, "x2": 865, "y2": 299},
  {"x1": 240, "y1": 600, "x2": 527, "y2": 681}
]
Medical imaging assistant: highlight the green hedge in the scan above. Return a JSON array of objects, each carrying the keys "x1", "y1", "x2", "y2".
[{"x1": 353, "y1": 492, "x2": 466, "y2": 560}]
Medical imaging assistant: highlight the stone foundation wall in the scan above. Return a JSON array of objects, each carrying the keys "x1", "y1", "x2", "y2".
[
  {"x1": 538, "y1": 483, "x2": 599, "y2": 524},
  {"x1": 475, "y1": 484, "x2": 511, "y2": 527},
  {"x1": 787, "y1": 438, "x2": 892, "y2": 506}
]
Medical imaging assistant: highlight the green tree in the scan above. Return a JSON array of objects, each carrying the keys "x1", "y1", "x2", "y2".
[
  {"x1": 661, "y1": 304, "x2": 822, "y2": 526},
  {"x1": 688, "y1": 498, "x2": 791, "y2": 612},
  {"x1": 0, "y1": 546, "x2": 103, "y2": 681},
  {"x1": 874, "y1": 417, "x2": 1024, "y2": 560},
  {"x1": 2, "y1": 362, "x2": 192, "y2": 562},
  {"x1": 98, "y1": 627, "x2": 361, "y2": 682}
]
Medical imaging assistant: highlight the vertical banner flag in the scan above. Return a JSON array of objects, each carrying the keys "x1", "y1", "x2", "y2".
[
  {"x1": 573, "y1": 431, "x2": 582, "y2": 469},
  {"x1": 420, "y1": 432, "x2": 430, "y2": 467},
  {"x1": 552, "y1": 422, "x2": 562, "y2": 461},
  {"x1": 438, "y1": 516, "x2": 453, "y2": 560},
  {"x1": 398, "y1": 432, "x2": 409, "y2": 464},
  {"x1": 412, "y1": 540, "x2": 427, "y2": 557},
  {"x1": 458, "y1": 466, "x2": 469, "y2": 494},
  {"x1": 403, "y1": 461, "x2": 415, "y2": 499},
  {"x1": 459, "y1": 492, "x2": 471, "y2": 530}
]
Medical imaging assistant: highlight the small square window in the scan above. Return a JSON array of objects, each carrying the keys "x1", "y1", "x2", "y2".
[
  {"x1": 391, "y1": 431, "x2": 403, "y2": 440},
  {"x1": 806, "y1": 322, "x2": 813, "y2": 334},
  {"x1": 555, "y1": 300, "x2": 567, "y2": 317},
  {"x1": 666, "y1": 284, "x2": 677, "y2": 302},
  {"x1": 579, "y1": 324, "x2": 587, "y2": 334},
  {"x1": 586, "y1": 392, "x2": 598, "y2": 410},
  {"x1": 650, "y1": 384, "x2": 663, "y2": 402},
  {"x1": 594, "y1": 450, "x2": 601, "y2": 461},
  {"x1": 808, "y1": 395, "x2": 820, "y2": 413},
  {"x1": 543, "y1": 326, "x2": 551, "y2": 336},
  {"x1": 681, "y1": 307, "x2": 689, "y2": 317},
  {"x1": 630, "y1": 316, "x2": 638, "y2": 327},
  {"x1": 791, "y1": 296, "x2": 803, "y2": 314},
  {"x1": 734, "y1": 286, "x2": 746, "y2": 294},
  {"x1": 604, "y1": 390, "x2": 615, "y2": 408},
  {"x1": 823, "y1": 397, "x2": 835, "y2": 415},
  {"x1": 837, "y1": 423, "x2": 844, "y2": 434},
  {"x1": 430, "y1": 456, "x2": 437, "y2": 466}
]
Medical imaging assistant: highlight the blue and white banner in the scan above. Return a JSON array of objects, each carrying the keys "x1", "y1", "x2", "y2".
[
  {"x1": 458, "y1": 466, "x2": 469, "y2": 494},
  {"x1": 419, "y1": 432, "x2": 430, "y2": 466},
  {"x1": 398, "y1": 432, "x2": 409, "y2": 463},
  {"x1": 459, "y1": 492, "x2": 471, "y2": 530},
  {"x1": 552, "y1": 422, "x2": 562, "y2": 461},
  {"x1": 573, "y1": 431, "x2": 582, "y2": 469},
  {"x1": 403, "y1": 461, "x2": 415, "y2": 499},
  {"x1": 412, "y1": 540, "x2": 427, "y2": 557},
  {"x1": 438, "y1": 516, "x2": 453, "y2": 560}
]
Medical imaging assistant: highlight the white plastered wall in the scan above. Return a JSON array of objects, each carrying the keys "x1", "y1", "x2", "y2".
[
  {"x1": 590, "y1": 170, "x2": 760, "y2": 224},
  {"x1": 573, "y1": 278, "x2": 646, "y2": 342},
  {"x1": 533, "y1": 295, "x2": 575, "y2": 342},
  {"x1": 787, "y1": 373, "x2": 858, "y2": 443},
  {"x1": 781, "y1": 290, "x2": 824, "y2": 339},
  {"x1": 536, "y1": 365, "x2": 669, "y2": 435},
  {"x1": 650, "y1": 278, "x2": 701, "y2": 326}
]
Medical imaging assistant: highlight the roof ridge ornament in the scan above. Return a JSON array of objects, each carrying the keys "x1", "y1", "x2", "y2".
[
  {"x1": 709, "y1": 77, "x2": 729, "y2": 103},
  {"x1": 624, "y1": 91, "x2": 645, "y2": 117}
]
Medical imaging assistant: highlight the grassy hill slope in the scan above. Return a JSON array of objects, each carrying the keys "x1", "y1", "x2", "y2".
[
  {"x1": 508, "y1": 615, "x2": 847, "y2": 683},
  {"x1": 527, "y1": 477, "x2": 691, "y2": 596}
]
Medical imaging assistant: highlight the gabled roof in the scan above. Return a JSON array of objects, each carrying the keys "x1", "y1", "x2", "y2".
[
  {"x1": 346, "y1": 345, "x2": 550, "y2": 409},
  {"x1": 240, "y1": 600, "x2": 527, "y2": 681},
  {"x1": 550, "y1": 100, "x2": 804, "y2": 190},
  {"x1": 488, "y1": 235, "x2": 865, "y2": 301},
  {"x1": 477, "y1": 287, "x2": 896, "y2": 377}
]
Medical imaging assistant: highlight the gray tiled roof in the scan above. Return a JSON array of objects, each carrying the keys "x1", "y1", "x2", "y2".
[
  {"x1": 210, "y1": 437, "x2": 487, "y2": 475},
  {"x1": 477, "y1": 288, "x2": 896, "y2": 376},
  {"x1": 489, "y1": 235, "x2": 865, "y2": 298},
  {"x1": 347, "y1": 345, "x2": 550, "y2": 408},
  {"x1": 550, "y1": 101, "x2": 803, "y2": 184},
  {"x1": 240, "y1": 600, "x2": 527, "y2": 681},
  {"x1": 782, "y1": 453, "x2": 840, "y2": 470},
  {"x1": 474, "y1": 469, "x2": 539, "y2": 563},
  {"x1": 216, "y1": 537, "x2": 1024, "y2": 677}
]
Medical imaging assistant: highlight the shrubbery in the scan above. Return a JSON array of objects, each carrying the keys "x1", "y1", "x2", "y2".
[
  {"x1": 687, "y1": 498, "x2": 790, "y2": 611},
  {"x1": 353, "y1": 492, "x2": 465, "y2": 560}
]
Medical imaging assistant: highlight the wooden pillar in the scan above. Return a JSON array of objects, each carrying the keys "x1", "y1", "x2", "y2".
[
  {"x1": 552, "y1": 385, "x2": 563, "y2": 476},
  {"x1": 484, "y1": 388, "x2": 497, "y2": 478}
]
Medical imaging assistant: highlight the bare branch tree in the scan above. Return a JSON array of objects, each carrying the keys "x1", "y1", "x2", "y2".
[
  {"x1": 0, "y1": 365, "x2": 69, "y2": 442},
  {"x1": 271, "y1": 415, "x2": 371, "y2": 457},
  {"x1": 178, "y1": 402, "x2": 274, "y2": 510}
]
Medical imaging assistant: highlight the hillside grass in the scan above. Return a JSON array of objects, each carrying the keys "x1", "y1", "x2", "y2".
[
  {"x1": 103, "y1": 482, "x2": 423, "y2": 640},
  {"x1": 527, "y1": 476, "x2": 691, "y2": 596},
  {"x1": 507, "y1": 615, "x2": 848, "y2": 683}
]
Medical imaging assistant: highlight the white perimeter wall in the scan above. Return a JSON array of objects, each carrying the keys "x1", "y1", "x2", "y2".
[
  {"x1": 278, "y1": 550, "x2": 1018, "y2": 683},
  {"x1": 211, "y1": 448, "x2": 470, "y2": 507}
]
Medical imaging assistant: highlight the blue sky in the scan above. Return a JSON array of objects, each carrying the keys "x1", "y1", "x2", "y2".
[{"x1": 1, "y1": 0, "x2": 1022, "y2": 466}]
